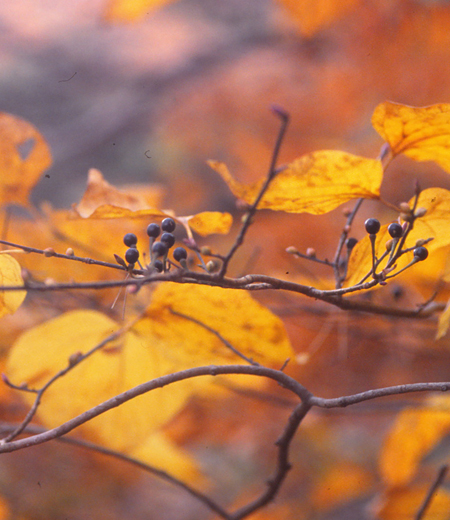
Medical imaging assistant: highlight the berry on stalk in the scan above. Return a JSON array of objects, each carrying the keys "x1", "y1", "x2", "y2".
[
  {"x1": 123, "y1": 233, "x2": 137, "y2": 247},
  {"x1": 388, "y1": 223, "x2": 403, "y2": 238},
  {"x1": 125, "y1": 248, "x2": 139, "y2": 264},
  {"x1": 414, "y1": 246, "x2": 429, "y2": 261},
  {"x1": 173, "y1": 247, "x2": 187, "y2": 262},
  {"x1": 346, "y1": 238, "x2": 358, "y2": 250},
  {"x1": 153, "y1": 259, "x2": 164, "y2": 272},
  {"x1": 365, "y1": 218, "x2": 380, "y2": 235},
  {"x1": 152, "y1": 241, "x2": 168, "y2": 257},
  {"x1": 161, "y1": 232, "x2": 175, "y2": 248},
  {"x1": 161, "y1": 218, "x2": 176, "y2": 233},
  {"x1": 146, "y1": 223, "x2": 160, "y2": 238}
]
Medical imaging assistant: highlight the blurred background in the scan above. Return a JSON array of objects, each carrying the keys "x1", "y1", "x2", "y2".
[{"x1": 3, "y1": 0, "x2": 450, "y2": 518}]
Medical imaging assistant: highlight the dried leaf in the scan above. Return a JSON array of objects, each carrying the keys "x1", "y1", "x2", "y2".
[
  {"x1": 74, "y1": 168, "x2": 164, "y2": 218},
  {"x1": 0, "y1": 113, "x2": 52, "y2": 207},
  {"x1": 379, "y1": 396, "x2": 450, "y2": 486},
  {"x1": 103, "y1": 0, "x2": 176, "y2": 22},
  {"x1": 208, "y1": 151, "x2": 383, "y2": 215},
  {"x1": 0, "y1": 254, "x2": 26, "y2": 318},
  {"x1": 184, "y1": 211, "x2": 232, "y2": 236},
  {"x1": 372, "y1": 101, "x2": 450, "y2": 173}
]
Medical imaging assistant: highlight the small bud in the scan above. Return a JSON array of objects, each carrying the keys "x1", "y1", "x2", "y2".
[
  {"x1": 343, "y1": 225, "x2": 351, "y2": 233},
  {"x1": 414, "y1": 207, "x2": 427, "y2": 218},
  {"x1": 44, "y1": 278, "x2": 56, "y2": 286},
  {"x1": 44, "y1": 247, "x2": 55, "y2": 257},
  {"x1": 399, "y1": 202, "x2": 411, "y2": 213},
  {"x1": 415, "y1": 238, "x2": 427, "y2": 247},
  {"x1": 400, "y1": 212, "x2": 413, "y2": 222},
  {"x1": 236, "y1": 199, "x2": 251, "y2": 211},
  {"x1": 68, "y1": 351, "x2": 83, "y2": 367},
  {"x1": 342, "y1": 208, "x2": 352, "y2": 217},
  {"x1": 65, "y1": 247, "x2": 75, "y2": 256},
  {"x1": 306, "y1": 248, "x2": 316, "y2": 258},
  {"x1": 286, "y1": 246, "x2": 299, "y2": 254},
  {"x1": 241, "y1": 214, "x2": 253, "y2": 225},
  {"x1": 21, "y1": 268, "x2": 31, "y2": 282},
  {"x1": 126, "y1": 284, "x2": 139, "y2": 294},
  {"x1": 200, "y1": 246, "x2": 212, "y2": 256},
  {"x1": 385, "y1": 238, "x2": 394, "y2": 251},
  {"x1": 206, "y1": 260, "x2": 219, "y2": 273}
]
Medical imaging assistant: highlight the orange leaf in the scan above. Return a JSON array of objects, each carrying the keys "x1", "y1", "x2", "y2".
[
  {"x1": 372, "y1": 102, "x2": 450, "y2": 173},
  {"x1": 0, "y1": 254, "x2": 26, "y2": 318},
  {"x1": 103, "y1": 0, "x2": 176, "y2": 22},
  {"x1": 379, "y1": 396, "x2": 450, "y2": 487},
  {"x1": 208, "y1": 151, "x2": 382, "y2": 215},
  {"x1": 277, "y1": 0, "x2": 359, "y2": 37},
  {"x1": 184, "y1": 211, "x2": 233, "y2": 236},
  {"x1": 0, "y1": 113, "x2": 51, "y2": 207}
]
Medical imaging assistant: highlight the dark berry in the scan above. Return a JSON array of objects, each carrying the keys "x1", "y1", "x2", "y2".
[
  {"x1": 153, "y1": 259, "x2": 164, "y2": 272},
  {"x1": 388, "y1": 222, "x2": 403, "y2": 238},
  {"x1": 123, "y1": 233, "x2": 137, "y2": 247},
  {"x1": 160, "y1": 232, "x2": 175, "y2": 248},
  {"x1": 414, "y1": 246, "x2": 429, "y2": 261},
  {"x1": 125, "y1": 247, "x2": 140, "y2": 264},
  {"x1": 161, "y1": 217, "x2": 176, "y2": 233},
  {"x1": 346, "y1": 237, "x2": 358, "y2": 250},
  {"x1": 173, "y1": 247, "x2": 187, "y2": 262},
  {"x1": 365, "y1": 218, "x2": 381, "y2": 235},
  {"x1": 146, "y1": 223, "x2": 160, "y2": 238},
  {"x1": 152, "y1": 241, "x2": 168, "y2": 257}
]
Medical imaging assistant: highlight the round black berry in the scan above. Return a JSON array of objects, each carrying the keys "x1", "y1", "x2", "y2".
[
  {"x1": 146, "y1": 223, "x2": 160, "y2": 238},
  {"x1": 123, "y1": 233, "x2": 137, "y2": 247},
  {"x1": 152, "y1": 241, "x2": 168, "y2": 257},
  {"x1": 125, "y1": 247, "x2": 140, "y2": 264},
  {"x1": 173, "y1": 247, "x2": 187, "y2": 262},
  {"x1": 414, "y1": 246, "x2": 429, "y2": 261},
  {"x1": 153, "y1": 259, "x2": 164, "y2": 272},
  {"x1": 346, "y1": 237, "x2": 358, "y2": 250},
  {"x1": 161, "y1": 217, "x2": 176, "y2": 233},
  {"x1": 388, "y1": 222, "x2": 403, "y2": 238},
  {"x1": 365, "y1": 218, "x2": 381, "y2": 235},
  {"x1": 160, "y1": 232, "x2": 175, "y2": 248}
]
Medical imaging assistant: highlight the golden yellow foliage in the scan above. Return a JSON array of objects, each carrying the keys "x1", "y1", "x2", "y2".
[
  {"x1": 134, "y1": 282, "x2": 294, "y2": 367},
  {"x1": 379, "y1": 396, "x2": 450, "y2": 487},
  {"x1": 103, "y1": 0, "x2": 176, "y2": 22},
  {"x1": 345, "y1": 188, "x2": 450, "y2": 288},
  {"x1": 0, "y1": 254, "x2": 26, "y2": 318},
  {"x1": 372, "y1": 102, "x2": 450, "y2": 173},
  {"x1": 277, "y1": 0, "x2": 359, "y2": 37},
  {"x1": 376, "y1": 486, "x2": 450, "y2": 520},
  {"x1": 0, "y1": 112, "x2": 51, "y2": 207},
  {"x1": 6, "y1": 310, "x2": 193, "y2": 453},
  {"x1": 208, "y1": 151, "x2": 383, "y2": 215}
]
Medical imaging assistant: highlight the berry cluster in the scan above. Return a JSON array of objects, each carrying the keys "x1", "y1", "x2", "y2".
[{"x1": 120, "y1": 217, "x2": 188, "y2": 273}]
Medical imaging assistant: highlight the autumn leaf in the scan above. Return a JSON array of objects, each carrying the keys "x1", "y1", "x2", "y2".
[
  {"x1": 379, "y1": 396, "x2": 450, "y2": 487},
  {"x1": 0, "y1": 254, "x2": 26, "y2": 318},
  {"x1": 133, "y1": 282, "x2": 294, "y2": 367},
  {"x1": 376, "y1": 486, "x2": 450, "y2": 520},
  {"x1": 372, "y1": 101, "x2": 450, "y2": 173},
  {"x1": 208, "y1": 151, "x2": 383, "y2": 215},
  {"x1": 436, "y1": 298, "x2": 450, "y2": 339},
  {"x1": 74, "y1": 168, "x2": 164, "y2": 218},
  {"x1": 277, "y1": 0, "x2": 359, "y2": 37},
  {"x1": 6, "y1": 310, "x2": 194, "y2": 454},
  {"x1": 345, "y1": 187, "x2": 450, "y2": 288},
  {"x1": 0, "y1": 113, "x2": 52, "y2": 207},
  {"x1": 103, "y1": 0, "x2": 176, "y2": 22}
]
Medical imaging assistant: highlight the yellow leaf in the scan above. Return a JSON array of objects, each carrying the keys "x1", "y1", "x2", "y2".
[
  {"x1": 0, "y1": 113, "x2": 52, "y2": 207},
  {"x1": 208, "y1": 151, "x2": 383, "y2": 215},
  {"x1": 376, "y1": 486, "x2": 450, "y2": 520},
  {"x1": 277, "y1": 0, "x2": 359, "y2": 37},
  {"x1": 185, "y1": 211, "x2": 232, "y2": 236},
  {"x1": 379, "y1": 396, "x2": 450, "y2": 486},
  {"x1": 0, "y1": 254, "x2": 26, "y2": 318},
  {"x1": 6, "y1": 310, "x2": 192, "y2": 453},
  {"x1": 74, "y1": 168, "x2": 164, "y2": 218},
  {"x1": 372, "y1": 101, "x2": 450, "y2": 173},
  {"x1": 103, "y1": 0, "x2": 176, "y2": 22},
  {"x1": 345, "y1": 188, "x2": 450, "y2": 288},
  {"x1": 134, "y1": 283, "x2": 294, "y2": 366}
]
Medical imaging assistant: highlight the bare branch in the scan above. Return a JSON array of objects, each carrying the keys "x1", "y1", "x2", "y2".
[{"x1": 415, "y1": 464, "x2": 449, "y2": 520}]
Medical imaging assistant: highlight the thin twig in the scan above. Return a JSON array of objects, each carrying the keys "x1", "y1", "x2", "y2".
[
  {"x1": 415, "y1": 464, "x2": 449, "y2": 520},
  {"x1": 218, "y1": 106, "x2": 290, "y2": 277}
]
